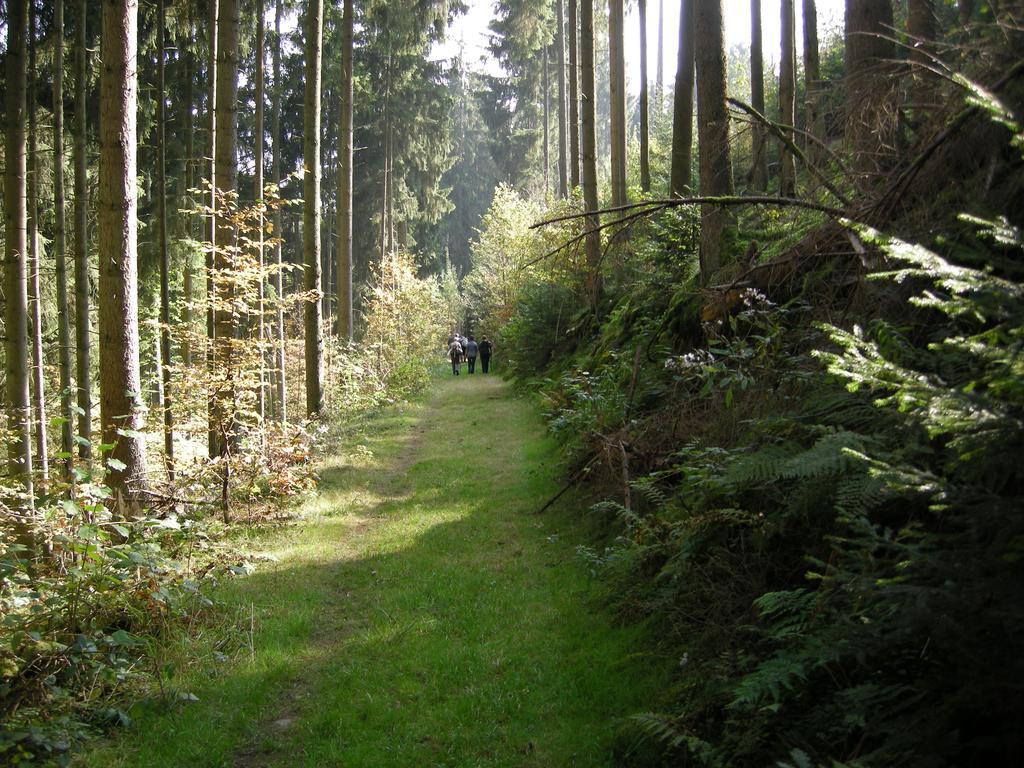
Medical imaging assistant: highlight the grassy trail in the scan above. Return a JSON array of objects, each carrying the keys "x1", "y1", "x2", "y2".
[{"x1": 79, "y1": 374, "x2": 664, "y2": 767}]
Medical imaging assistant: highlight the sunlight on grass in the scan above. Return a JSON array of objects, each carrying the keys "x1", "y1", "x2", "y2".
[{"x1": 75, "y1": 376, "x2": 669, "y2": 768}]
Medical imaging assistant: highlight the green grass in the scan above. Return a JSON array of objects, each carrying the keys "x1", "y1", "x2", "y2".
[{"x1": 76, "y1": 373, "x2": 668, "y2": 767}]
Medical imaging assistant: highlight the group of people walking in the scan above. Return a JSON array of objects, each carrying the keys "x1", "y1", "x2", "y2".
[{"x1": 448, "y1": 333, "x2": 493, "y2": 375}]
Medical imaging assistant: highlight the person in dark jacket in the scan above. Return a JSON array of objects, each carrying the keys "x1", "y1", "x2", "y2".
[
  {"x1": 478, "y1": 337, "x2": 494, "y2": 373},
  {"x1": 464, "y1": 336, "x2": 479, "y2": 373}
]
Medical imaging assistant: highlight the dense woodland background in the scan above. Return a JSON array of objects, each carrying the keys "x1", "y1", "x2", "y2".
[{"x1": 1, "y1": 0, "x2": 1023, "y2": 764}]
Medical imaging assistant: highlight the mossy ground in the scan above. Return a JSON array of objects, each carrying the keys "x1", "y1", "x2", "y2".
[{"x1": 76, "y1": 372, "x2": 667, "y2": 768}]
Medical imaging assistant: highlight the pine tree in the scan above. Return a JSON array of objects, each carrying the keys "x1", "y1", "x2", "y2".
[
  {"x1": 5, "y1": 0, "x2": 35, "y2": 510},
  {"x1": 750, "y1": 0, "x2": 768, "y2": 190},
  {"x1": 271, "y1": 0, "x2": 287, "y2": 422},
  {"x1": 337, "y1": 0, "x2": 355, "y2": 340},
  {"x1": 580, "y1": 0, "x2": 601, "y2": 310},
  {"x1": 568, "y1": 0, "x2": 581, "y2": 189},
  {"x1": 638, "y1": 0, "x2": 651, "y2": 192},
  {"x1": 304, "y1": 0, "x2": 325, "y2": 417},
  {"x1": 669, "y1": 0, "x2": 695, "y2": 195},
  {"x1": 695, "y1": 0, "x2": 734, "y2": 279},
  {"x1": 73, "y1": 0, "x2": 91, "y2": 463},
  {"x1": 53, "y1": 0, "x2": 74, "y2": 481},
  {"x1": 779, "y1": 0, "x2": 797, "y2": 196},
  {"x1": 98, "y1": 0, "x2": 147, "y2": 506},
  {"x1": 156, "y1": 0, "x2": 174, "y2": 479},
  {"x1": 608, "y1": 0, "x2": 627, "y2": 207}
]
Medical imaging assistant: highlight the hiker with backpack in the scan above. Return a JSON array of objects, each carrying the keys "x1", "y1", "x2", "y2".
[
  {"x1": 478, "y1": 337, "x2": 494, "y2": 373},
  {"x1": 448, "y1": 337, "x2": 464, "y2": 375}
]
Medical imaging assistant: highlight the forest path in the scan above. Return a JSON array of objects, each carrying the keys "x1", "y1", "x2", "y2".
[{"x1": 78, "y1": 373, "x2": 665, "y2": 768}]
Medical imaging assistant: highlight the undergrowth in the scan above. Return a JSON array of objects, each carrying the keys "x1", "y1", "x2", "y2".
[{"x1": 477, "y1": 47, "x2": 1024, "y2": 768}]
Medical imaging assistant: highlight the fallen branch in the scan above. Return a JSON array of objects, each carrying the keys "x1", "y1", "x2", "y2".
[
  {"x1": 534, "y1": 455, "x2": 599, "y2": 515},
  {"x1": 726, "y1": 97, "x2": 851, "y2": 206}
]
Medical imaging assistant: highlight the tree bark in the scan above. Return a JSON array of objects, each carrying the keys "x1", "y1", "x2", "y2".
[
  {"x1": 907, "y1": 0, "x2": 938, "y2": 103},
  {"x1": 54, "y1": 0, "x2": 74, "y2": 481},
  {"x1": 845, "y1": 0, "x2": 896, "y2": 186},
  {"x1": 206, "y1": 0, "x2": 219, "y2": 457},
  {"x1": 73, "y1": 0, "x2": 91, "y2": 464},
  {"x1": 213, "y1": 0, "x2": 240, "y2": 456},
  {"x1": 182, "y1": 14, "x2": 195, "y2": 369},
  {"x1": 556, "y1": 0, "x2": 568, "y2": 198},
  {"x1": 28, "y1": 2, "x2": 49, "y2": 483},
  {"x1": 802, "y1": 0, "x2": 821, "y2": 160},
  {"x1": 255, "y1": 0, "x2": 267, "y2": 425},
  {"x1": 157, "y1": 0, "x2": 175, "y2": 480},
  {"x1": 779, "y1": 0, "x2": 797, "y2": 196},
  {"x1": 750, "y1": 0, "x2": 768, "y2": 190},
  {"x1": 568, "y1": 0, "x2": 581, "y2": 189},
  {"x1": 580, "y1": 0, "x2": 601, "y2": 311},
  {"x1": 5, "y1": 0, "x2": 36, "y2": 515},
  {"x1": 695, "y1": 0, "x2": 734, "y2": 280},
  {"x1": 543, "y1": 44, "x2": 551, "y2": 196},
  {"x1": 639, "y1": 0, "x2": 651, "y2": 192},
  {"x1": 670, "y1": 0, "x2": 695, "y2": 195},
  {"x1": 337, "y1": 0, "x2": 354, "y2": 341},
  {"x1": 608, "y1": 0, "x2": 627, "y2": 208},
  {"x1": 655, "y1": 0, "x2": 664, "y2": 114},
  {"x1": 304, "y1": 0, "x2": 325, "y2": 418},
  {"x1": 98, "y1": 0, "x2": 147, "y2": 507},
  {"x1": 272, "y1": 0, "x2": 287, "y2": 422}
]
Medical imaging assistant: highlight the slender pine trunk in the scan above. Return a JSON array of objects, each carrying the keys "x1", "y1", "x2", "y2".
[
  {"x1": 337, "y1": 0, "x2": 354, "y2": 341},
  {"x1": 255, "y1": 0, "x2": 267, "y2": 426},
  {"x1": 156, "y1": 0, "x2": 175, "y2": 480},
  {"x1": 802, "y1": 0, "x2": 822, "y2": 160},
  {"x1": 213, "y1": 0, "x2": 240, "y2": 461},
  {"x1": 5, "y1": 0, "x2": 36, "y2": 518},
  {"x1": 669, "y1": 0, "x2": 695, "y2": 195},
  {"x1": 272, "y1": 0, "x2": 287, "y2": 422},
  {"x1": 206, "y1": 0, "x2": 219, "y2": 457},
  {"x1": 543, "y1": 45, "x2": 550, "y2": 197},
  {"x1": 568, "y1": 0, "x2": 581, "y2": 190},
  {"x1": 55, "y1": 0, "x2": 74, "y2": 482},
  {"x1": 304, "y1": 0, "x2": 325, "y2": 418},
  {"x1": 608, "y1": 0, "x2": 627, "y2": 208},
  {"x1": 779, "y1": 0, "x2": 797, "y2": 196},
  {"x1": 555, "y1": 0, "x2": 568, "y2": 198},
  {"x1": 580, "y1": 0, "x2": 601, "y2": 311},
  {"x1": 73, "y1": 0, "x2": 91, "y2": 464},
  {"x1": 28, "y1": 3, "x2": 49, "y2": 483},
  {"x1": 750, "y1": 0, "x2": 769, "y2": 190},
  {"x1": 638, "y1": 0, "x2": 651, "y2": 192}
]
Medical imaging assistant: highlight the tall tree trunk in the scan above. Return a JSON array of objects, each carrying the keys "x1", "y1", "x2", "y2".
[
  {"x1": 5, "y1": 0, "x2": 36, "y2": 518},
  {"x1": 337, "y1": 0, "x2": 354, "y2": 341},
  {"x1": 304, "y1": 0, "x2": 325, "y2": 418},
  {"x1": 580, "y1": 0, "x2": 601, "y2": 311},
  {"x1": 608, "y1": 0, "x2": 627, "y2": 208},
  {"x1": 556, "y1": 0, "x2": 568, "y2": 198},
  {"x1": 669, "y1": 0, "x2": 695, "y2": 195},
  {"x1": 182, "y1": 19, "x2": 195, "y2": 369},
  {"x1": 802, "y1": 0, "x2": 821, "y2": 159},
  {"x1": 98, "y1": 0, "x2": 147, "y2": 507},
  {"x1": 543, "y1": 45, "x2": 551, "y2": 196},
  {"x1": 568, "y1": 0, "x2": 581, "y2": 189},
  {"x1": 255, "y1": 0, "x2": 266, "y2": 426},
  {"x1": 907, "y1": 0, "x2": 937, "y2": 103},
  {"x1": 28, "y1": 2, "x2": 49, "y2": 483},
  {"x1": 845, "y1": 0, "x2": 896, "y2": 186},
  {"x1": 213, "y1": 0, "x2": 240, "y2": 458},
  {"x1": 272, "y1": 0, "x2": 287, "y2": 422},
  {"x1": 73, "y1": 0, "x2": 91, "y2": 464},
  {"x1": 54, "y1": 0, "x2": 74, "y2": 481},
  {"x1": 638, "y1": 0, "x2": 651, "y2": 192},
  {"x1": 779, "y1": 0, "x2": 797, "y2": 196},
  {"x1": 695, "y1": 0, "x2": 734, "y2": 280},
  {"x1": 206, "y1": 0, "x2": 219, "y2": 457},
  {"x1": 156, "y1": 0, "x2": 175, "y2": 480},
  {"x1": 750, "y1": 0, "x2": 768, "y2": 190},
  {"x1": 655, "y1": 0, "x2": 664, "y2": 114}
]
